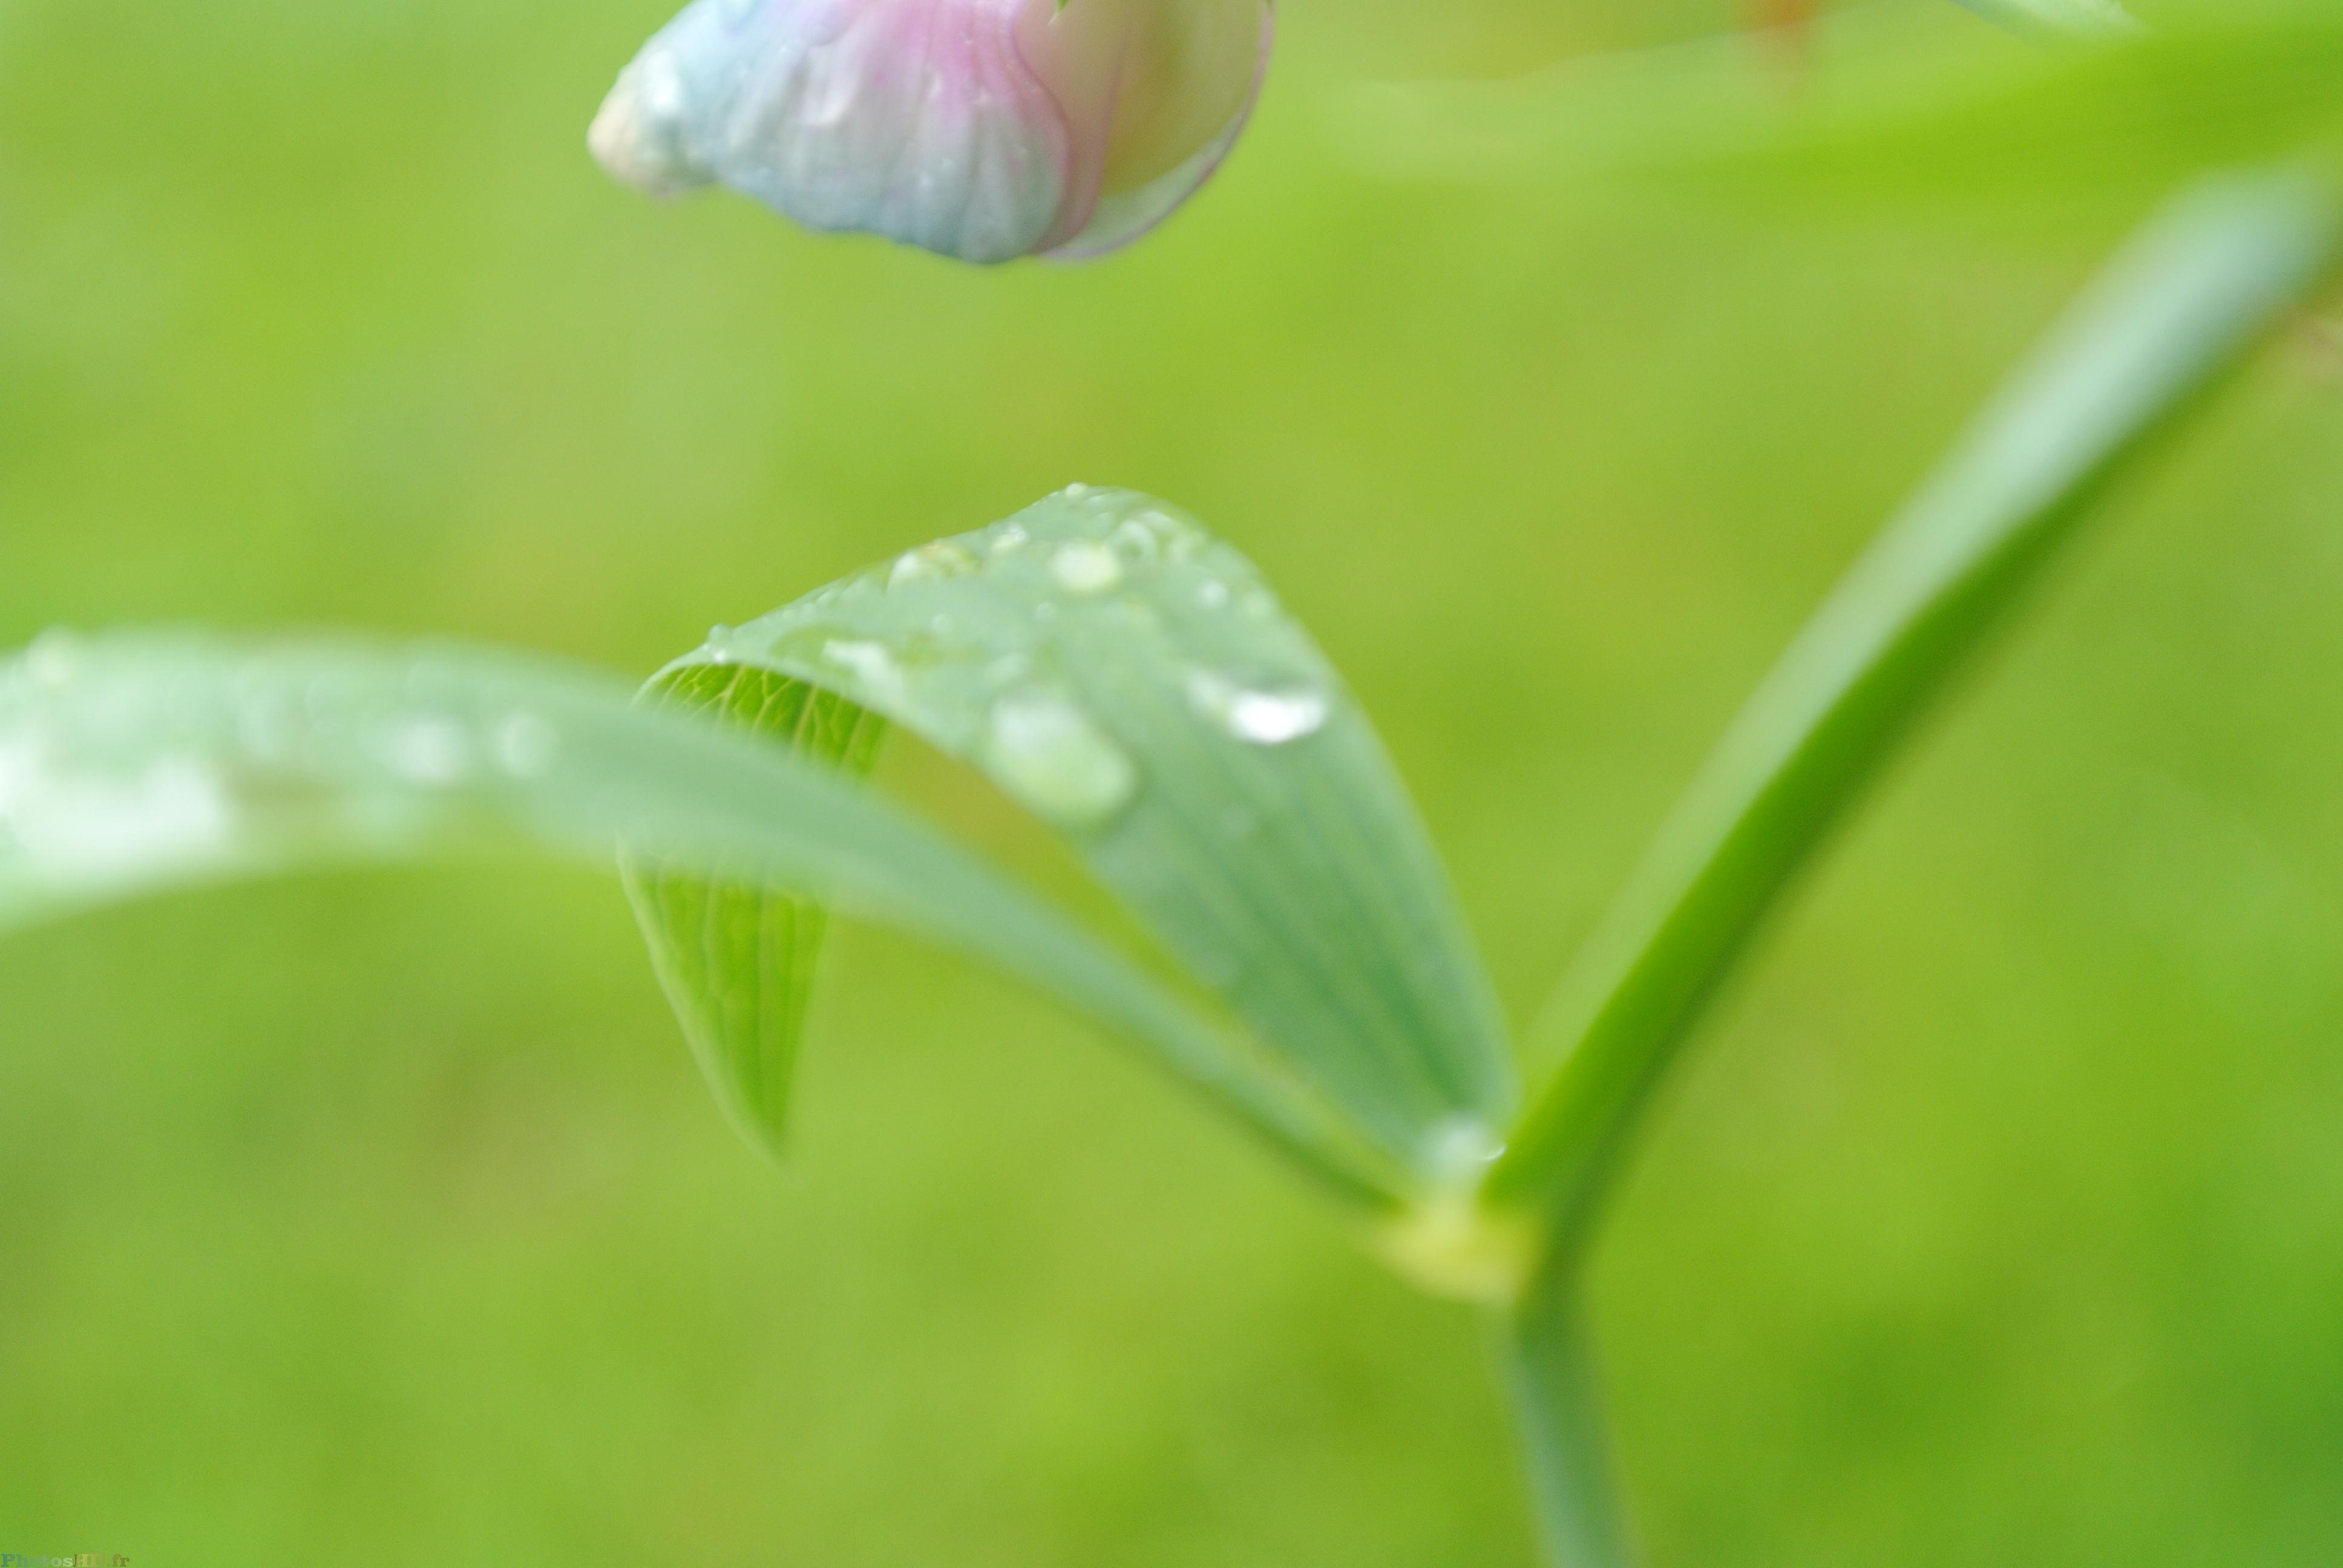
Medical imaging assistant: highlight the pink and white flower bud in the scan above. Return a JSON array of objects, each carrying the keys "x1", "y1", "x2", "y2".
[{"x1": 590, "y1": 0, "x2": 1273, "y2": 264}]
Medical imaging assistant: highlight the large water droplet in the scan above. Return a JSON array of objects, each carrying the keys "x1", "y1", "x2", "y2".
[
  {"x1": 1049, "y1": 540, "x2": 1123, "y2": 596},
  {"x1": 980, "y1": 691, "x2": 1137, "y2": 828},
  {"x1": 1184, "y1": 670, "x2": 1331, "y2": 746},
  {"x1": 17, "y1": 759, "x2": 235, "y2": 879}
]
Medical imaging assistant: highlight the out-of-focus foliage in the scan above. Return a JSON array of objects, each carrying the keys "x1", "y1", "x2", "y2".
[
  {"x1": 1338, "y1": 2, "x2": 2343, "y2": 232},
  {"x1": 4, "y1": 0, "x2": 2343, "y2": 1565}
]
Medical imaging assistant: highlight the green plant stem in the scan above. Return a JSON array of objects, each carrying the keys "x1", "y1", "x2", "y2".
[
  {"x1": 1486, "y1": 164, "x2": 2342, "y2": 1253},
  {"x1": 1478, "y1": 162, "x2": 2339, "y2": 1568},
  {"x1": 1498, "y1": 1279, "x2": 1634, "y2": 1567}
]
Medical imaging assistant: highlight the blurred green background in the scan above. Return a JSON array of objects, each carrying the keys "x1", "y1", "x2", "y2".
[{"x1": 5, "y1": 0, "x2": 2342, "y2": 1562}]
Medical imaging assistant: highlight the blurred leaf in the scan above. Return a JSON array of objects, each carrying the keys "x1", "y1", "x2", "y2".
[
  {"x1": 0, "y1": 633, "x2": 1400, "y2": 1209},
  {"x1": 1487, "y1": 165, "x2": 2343, "y2": 1249},
  {"x1": 655, "y1": 488, "x2": 1515, "y2": 1174},
  {"x1": 621, "y1": 668, "x2": 886, "y2": 1161},
  {"x1": 1948, "y1": 0, "x2": 2140, "y2": 38},
  {"x1": 1333, "y1": 5, "x2": 2343, "y2": 228}
]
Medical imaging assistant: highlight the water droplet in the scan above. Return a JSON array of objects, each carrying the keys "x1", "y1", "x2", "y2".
[
  {"x1": 1184, "y1": 670, "x2": 1331, "y2": 745},
  {"x1": 381, "y1": 715, "x2": 472, "y2": 785},
  {"x1": 991, "y1": 524, "x2": 1031, "y2": 555},
  {"x1": 1421, "y1": 1117, "x2": 1506, "y2": 1185},
  {"x1": 1050, "y1": 540, "x2": 1123, "y2": 596},
  {"x1": 980, "y1": 691, "x2": 1137, "y2": 828},
  {"x1": 494, "y1": 711, "x2": 560, "y2": 777},
  {"x1": 821, "y1": 638, "x2": 908, "y2": 708},
  {"x1": 1195, "y1": 580, "x2": 1231, "y2": 610},
  {"x1": 1063, "y1": 483, "x2": 1093, "y2": 501},
  {"x1": 889, "y1": 541, "x2": 978, "y2": 587},
  {"x1": 16, "y1": 759, "x2": 235, "y2": 879},
  {"x1": 1109, "y1": 518, "x2": 1162, "y2": 567}
]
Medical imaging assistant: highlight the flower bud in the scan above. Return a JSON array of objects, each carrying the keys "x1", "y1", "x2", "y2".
[{"x1": 591, "y1": 0, "x2": 1273, "y2": 264}]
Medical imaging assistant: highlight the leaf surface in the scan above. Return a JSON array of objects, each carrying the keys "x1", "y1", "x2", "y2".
[
  {"x1": 657, "y1": 489, "x2": 1515, "y2": 1172},
  {"x1": 0, "y1": 633, "x2": 1398, "y2": 1207},
  {"x1": 1334, "y1": 5, "x2": 2343, "y2": 227}
]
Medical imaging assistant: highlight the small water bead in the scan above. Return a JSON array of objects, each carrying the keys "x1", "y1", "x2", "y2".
[
  {"x1": 1183, "y1": 670, "x2": 1331, "y2": 746},
  {"x1": 1109, "y1": 517, "x2": 1162, "y2": 567},
  {"x1": 1195, "y1": 580, "x2": 1231, "y2": 610},
  {"x1": 493, "y1": 711, "x2": 560, "y2": 777},
  {"x1": 819, "y1": 638, "x2": 909, "y2": 708},
  {"x1": 380, "y1": 715, "x2": 473, "y2": 786},
  {"x1": 980, "y1": 691, "x2": 1137, "y2": 829},
  {"x1": 990, "y1": 524, "x2": 1031, "y2": 555},
  {"x1": 1049, "y1": 540, "x2": 1123, "y2": 596},
  {"x1": 1421, "y1": 1117, "x2": 1506, "y2": 1186},
  {"x1": 889, "y1": 540, "x2": 978, "y2": 587}
]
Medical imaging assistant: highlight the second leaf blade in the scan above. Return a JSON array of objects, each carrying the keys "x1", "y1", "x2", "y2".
[{"x1": 623, "y1": 666, "x2": 887, "y2": 1159}]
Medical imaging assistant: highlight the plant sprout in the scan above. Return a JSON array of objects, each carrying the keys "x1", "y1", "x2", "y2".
[{"x1": 5, "y1": 1, "x2": 2341, "y2": 1562}]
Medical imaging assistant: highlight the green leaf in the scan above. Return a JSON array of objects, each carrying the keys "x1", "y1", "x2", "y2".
[
  {"x1": 620, "y1": 667, "x2": 887, "y2": 1161},
  {"x1": 1332, "y1": 5, "x2": 2343, "y2": 227},
  {"x1": 1947, "y1": 0, "x2": 2140, "y2": 38},
  {"x1": 1486, "y1": 166, "x2": 2343, "y2": 1253},
  {"x1": 0, "y1": 632, "x2": 1402, "y2": 1210},
  {"x1": 655, "y1": 488, "x2": 1515, "y2": 1174}
]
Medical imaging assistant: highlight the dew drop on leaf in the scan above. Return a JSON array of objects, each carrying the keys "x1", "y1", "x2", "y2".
[
  {"x1": 493, "y1": 711, "x2": 560, "y2": 777},
  {"x1": 1049, "y1": 540, "x2": 1124, "y2": 596},
  {"x1": 1183, "y1": 669, "x2": 1331, "y2": 745},
  {"x1": 980, "y1": 691, "x2": 1137, "y2": 828},
  {"x1": 379, "y1": 716, "x2": 473, "y2": 786},
  {"x1": 890, "y1": 541, "x2": 978, "y2": 587},
  {"x1": 821, "y1": 638, "x2": 909, "y2": 707}
]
